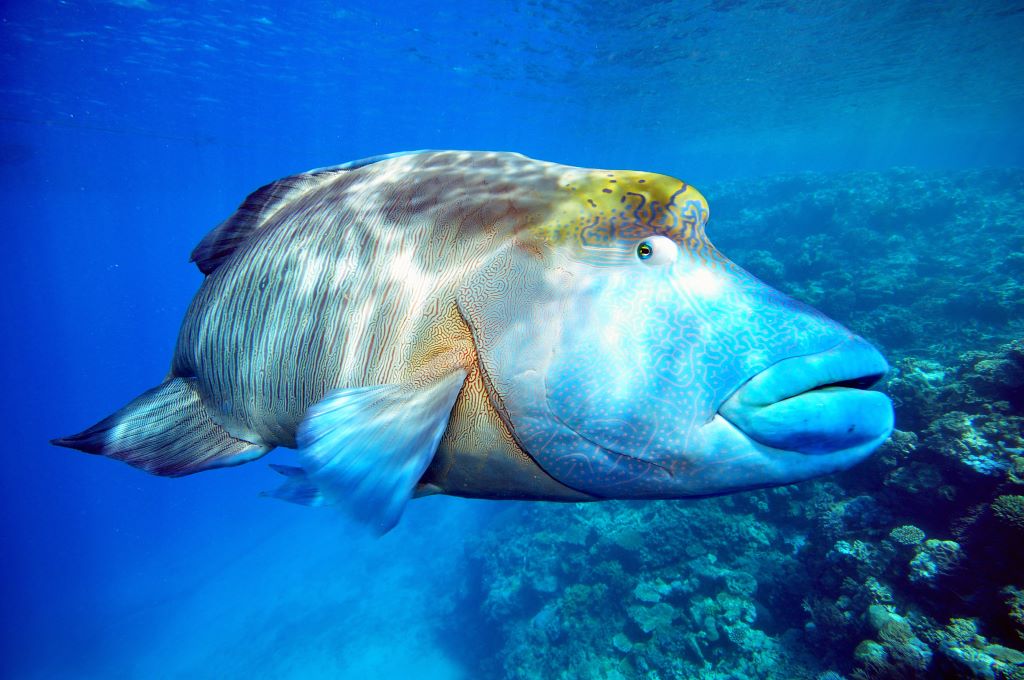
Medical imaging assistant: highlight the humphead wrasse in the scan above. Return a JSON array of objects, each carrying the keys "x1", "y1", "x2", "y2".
[{"x1": 54, "y1": 151, "x2": 894, "y2": 531}]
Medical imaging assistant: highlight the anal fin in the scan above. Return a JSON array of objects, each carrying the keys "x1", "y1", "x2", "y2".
[{"x1": 52, "y1": 377, "x2": 269, "y2": 477}]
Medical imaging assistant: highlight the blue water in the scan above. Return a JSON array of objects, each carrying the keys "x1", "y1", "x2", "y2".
[{"x1": 2, "y1": 2, "x2": 1023, "y2": 678}]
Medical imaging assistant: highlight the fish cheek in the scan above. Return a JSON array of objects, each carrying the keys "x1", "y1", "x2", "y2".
[
  {"x1": 546, "y1": 285, "x2": 705, "y2": 445},
  {"x1": 457, "y1": 251, "x2": 723, "y2": 497}
]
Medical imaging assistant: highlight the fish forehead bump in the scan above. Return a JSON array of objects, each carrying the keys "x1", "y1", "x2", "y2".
[
  {"x1": 539, "y1": 168, "x2": 710, "y2": 248},
  {"x1": 338, "y1": 152, "x2": 710, "y2": 252}
]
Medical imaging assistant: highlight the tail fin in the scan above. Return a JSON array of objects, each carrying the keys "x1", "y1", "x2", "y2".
[{"x1": 52, "y1": 377, "x2": 269, "y2": 477}]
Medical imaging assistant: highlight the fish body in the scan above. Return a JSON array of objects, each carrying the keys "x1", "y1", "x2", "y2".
[{"x1": 54, "y1": 151, "x2": 893, "y2": 530}]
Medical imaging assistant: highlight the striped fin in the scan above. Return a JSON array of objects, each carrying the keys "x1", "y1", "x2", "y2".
[
  {"x1": 297, "y1": 370, "x2": 466, "y2": 534},
  {"x1": 51, "y1": 377, "x2": 269, "y2": 476},
  {"x1": 190, "y1": 168, "x2": 345, "y2": 275},
  {"x1": 189, "y1": 150, "x2": 431, "y2": 276}
]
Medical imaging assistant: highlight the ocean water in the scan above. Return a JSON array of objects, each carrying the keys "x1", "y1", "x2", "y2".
[{"x1": 2, "y1": 2, "x2": 1023, "y2": 679}]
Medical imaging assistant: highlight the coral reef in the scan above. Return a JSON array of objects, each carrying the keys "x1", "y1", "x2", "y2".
[
  {"x1": 887, "y1": 525, "x2": 925, "y2": 546},
  {"x1": 907, "y1": 539, "x2": 963, "y2": 585},
  {"x1": 990, "y1": 495, "x2": 1024, "y2": 532},
  {"x1": 457, "y1": 168, "x2": 1024, "y2": 679}
]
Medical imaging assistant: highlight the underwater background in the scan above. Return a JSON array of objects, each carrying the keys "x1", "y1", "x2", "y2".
[{"x1": 2, "y1": 1, "x2": 1023, "y2": 678}]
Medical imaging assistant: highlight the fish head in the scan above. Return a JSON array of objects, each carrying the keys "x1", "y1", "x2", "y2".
[{"x1": 457, "y1": 162, "x2": 893, "y2": 498}]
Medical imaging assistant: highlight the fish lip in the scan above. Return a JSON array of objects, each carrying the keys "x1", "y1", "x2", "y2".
[
  {"x1": 716, "y1": 336, "x2": 892, "y2": 456},
  {"x1": 720, "y1": 336, "x2": 888, "y2": 409}
]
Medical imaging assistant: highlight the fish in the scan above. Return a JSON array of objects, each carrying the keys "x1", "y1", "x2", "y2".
[{"x1": 53, "y1": 150, "x2": 894, "y2": 531}]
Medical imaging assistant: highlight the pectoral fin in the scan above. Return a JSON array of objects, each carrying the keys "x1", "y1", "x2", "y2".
[{"x1": 296, "y1": 370, "x2": 467, "y2": 533}]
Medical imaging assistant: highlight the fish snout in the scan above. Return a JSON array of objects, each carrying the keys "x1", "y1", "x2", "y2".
[{"x1": 718, "y1": 336, "x2": 893, "y2": 457}]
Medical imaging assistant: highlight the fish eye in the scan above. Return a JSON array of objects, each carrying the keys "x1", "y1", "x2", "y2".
[{"x1": 635, "y1": 235, "x2": 679, "y2": 265}]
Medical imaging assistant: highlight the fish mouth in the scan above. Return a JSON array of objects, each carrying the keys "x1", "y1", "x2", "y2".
[{"x1": 718, "y1": 337, "x2": 893, "y2": 457}]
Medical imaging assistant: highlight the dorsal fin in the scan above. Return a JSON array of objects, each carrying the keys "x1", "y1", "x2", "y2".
[
  {"x1": 305, "y1": 149, "x2": 431, "y2": 174},
  {"x1": 189, "y1": 168, "x2": 343, "y2": 275},
  {"x1": 189, "y1": 150, "x2": 431, "y2": 275}
]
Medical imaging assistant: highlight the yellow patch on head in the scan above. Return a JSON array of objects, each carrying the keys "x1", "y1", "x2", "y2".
[{"x1": 536, "y1": 169, "x2": 710, "y2": 250}]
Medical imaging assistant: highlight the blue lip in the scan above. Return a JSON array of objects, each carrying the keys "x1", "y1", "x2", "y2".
[{"x1": 718, "y1": 337, "x2": 893, "y2": 455}]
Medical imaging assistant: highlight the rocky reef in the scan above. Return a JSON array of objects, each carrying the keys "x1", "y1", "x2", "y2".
[{"x1": 456, "y1": 167, "x2": 1024, "y2": 679}]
